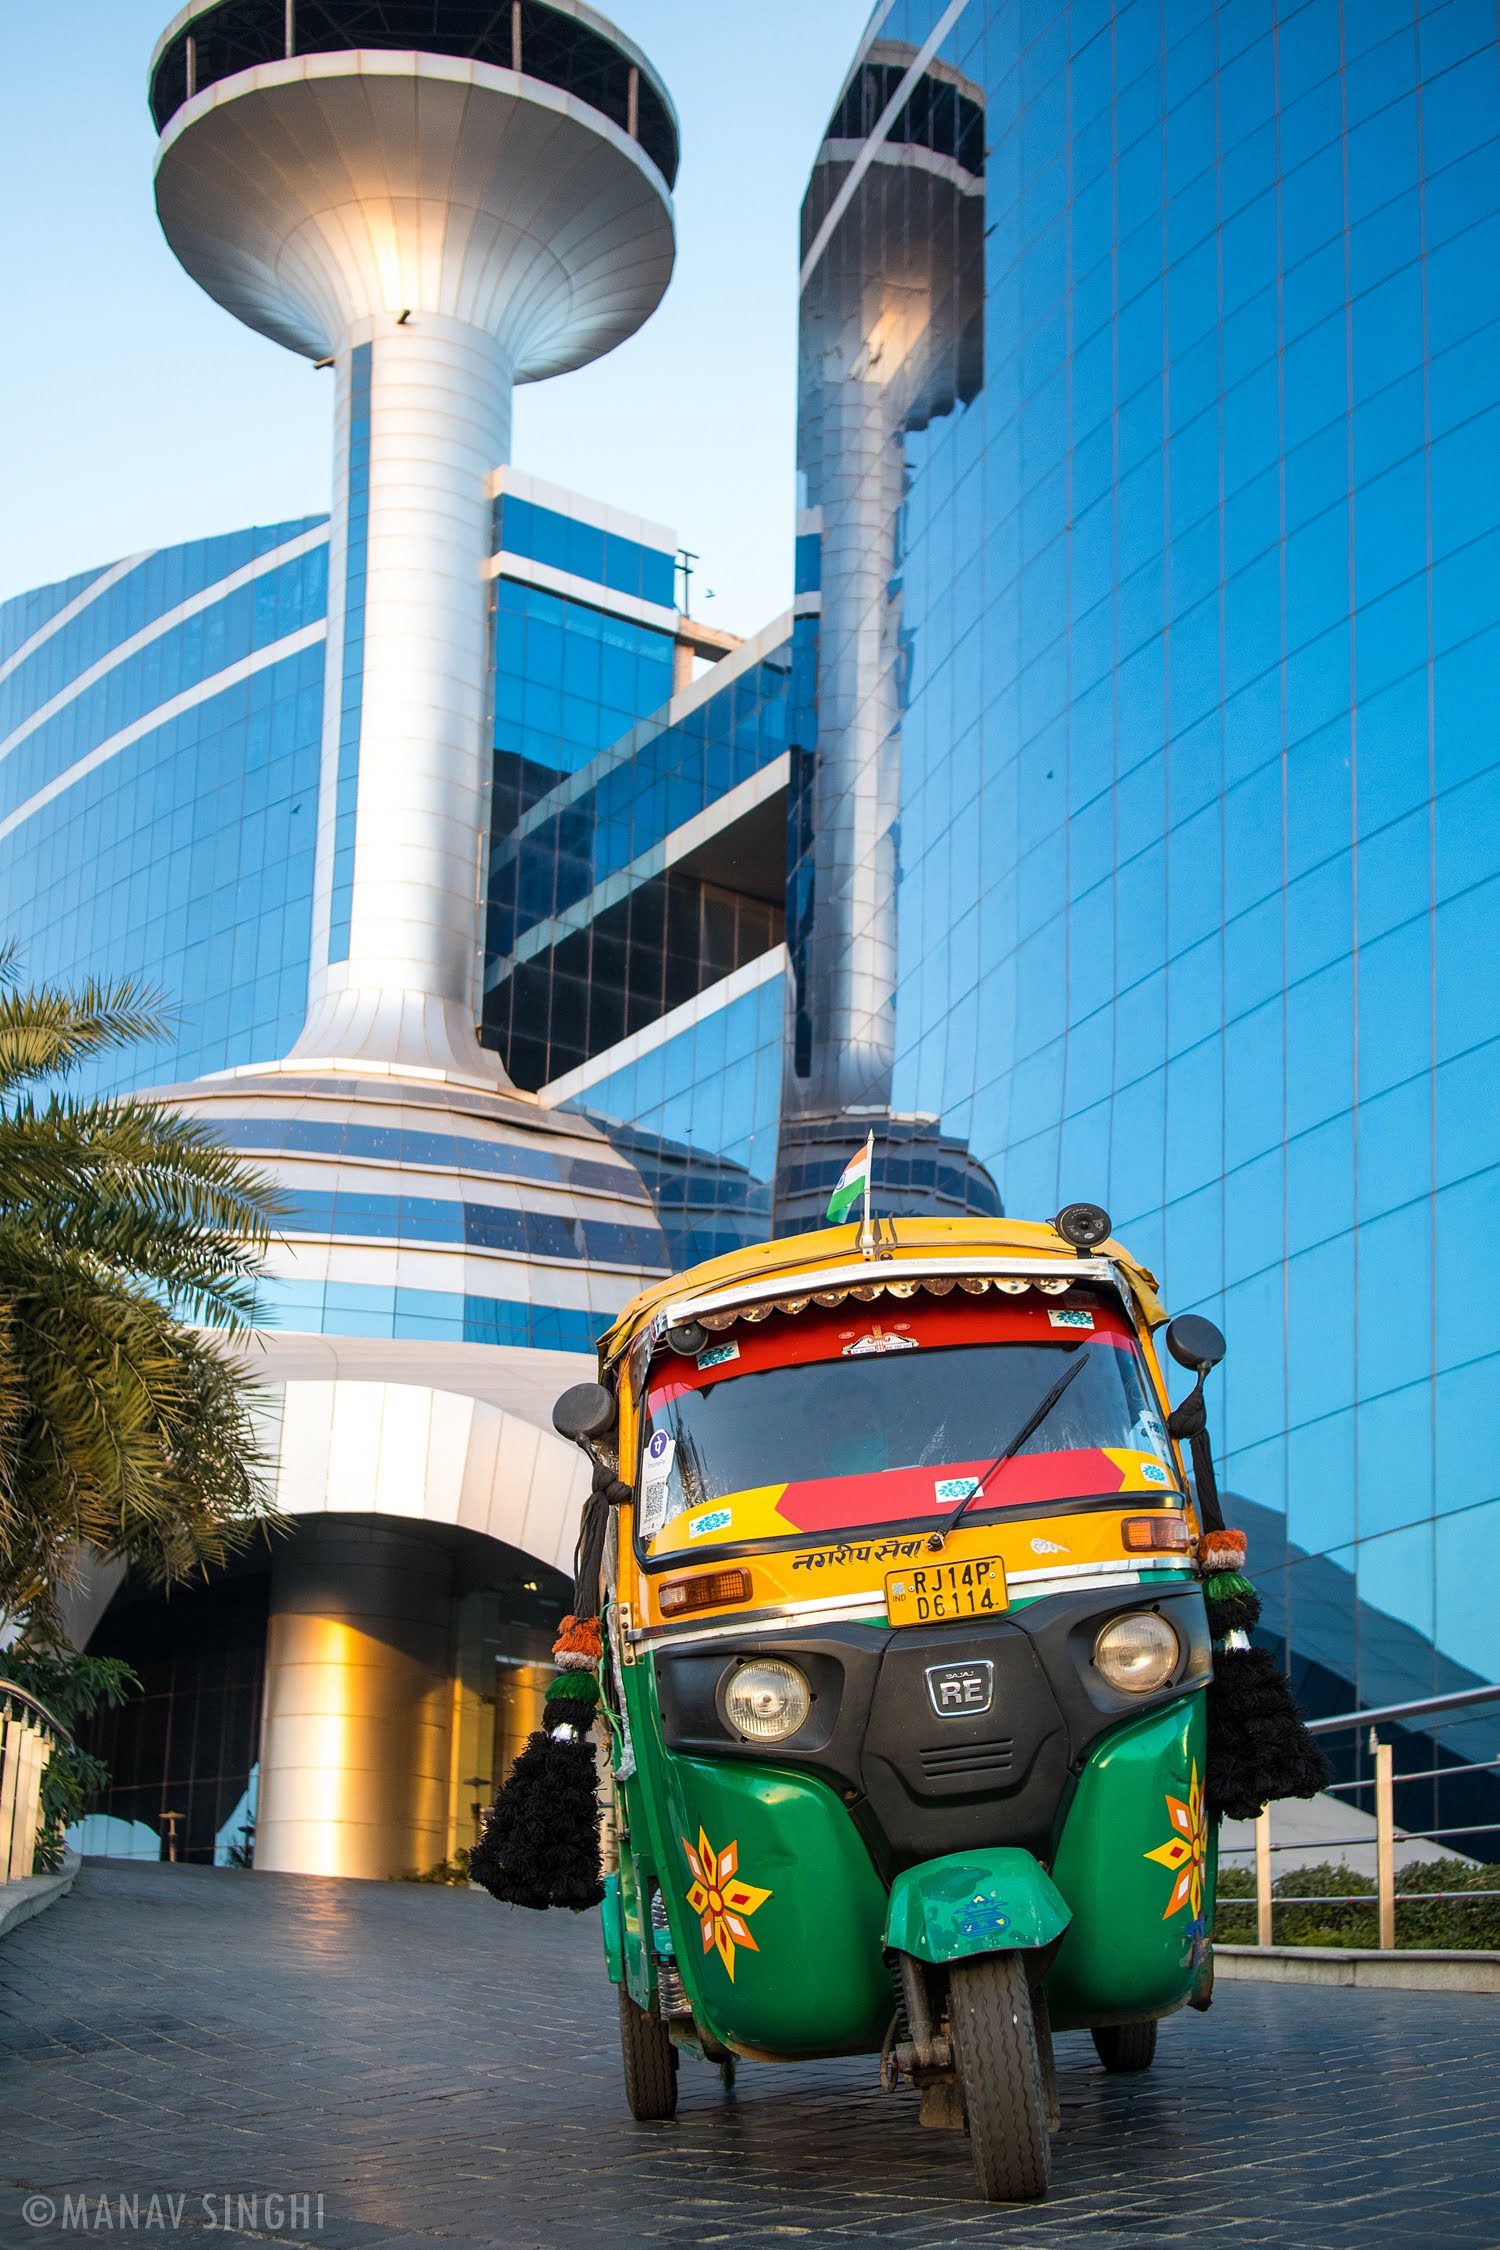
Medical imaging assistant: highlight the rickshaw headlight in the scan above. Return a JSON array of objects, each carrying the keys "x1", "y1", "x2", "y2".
[
  {"x1": 1093, "y1": 1612, "x2": 1179, "y2": 1693},
  {"x1": 723, "y1": 1659, "x2": 811, "y2": 1741}
]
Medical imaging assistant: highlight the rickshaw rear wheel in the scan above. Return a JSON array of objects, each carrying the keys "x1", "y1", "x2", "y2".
[
  {"x1": 947, "y1": 1954, "x2": 1052, "y2": 2203},
  {"x1": 1091, "y1": 2019, "x2": 1158, "y2": 2073},
  {"x1": 618, "y1": 1987, "x2": 678, "y2": 2120}
]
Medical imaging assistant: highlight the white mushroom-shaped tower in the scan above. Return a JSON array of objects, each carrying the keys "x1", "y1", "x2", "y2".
[
  {"x1": 135, "y1": 3, "x2": 678, "y2": 1880},
  {"x1": 151, "y1": 0, "x2": 677, "y2": 1079}
]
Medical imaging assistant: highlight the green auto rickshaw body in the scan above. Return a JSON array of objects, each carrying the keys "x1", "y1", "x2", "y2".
[{"x1": 604, "y1": 1645, "x2": 1212, "y2": 2059}]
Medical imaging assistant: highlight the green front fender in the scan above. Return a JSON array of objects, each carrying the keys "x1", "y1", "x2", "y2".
[
  {"x1": 884, "y1": 1848, "x2": 1071, "y2": 1964},
  {"x1": 1042, "y1": 1691, "x2": 1212, "y2": 2030}
]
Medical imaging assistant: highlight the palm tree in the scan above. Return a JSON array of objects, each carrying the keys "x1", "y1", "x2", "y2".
[{"x1": 0, "y1": 950, "x2": 287, "y2": 1638}]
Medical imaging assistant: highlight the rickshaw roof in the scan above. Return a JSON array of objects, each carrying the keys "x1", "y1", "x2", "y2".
[{"x1": 599, "y1": 1215, "x2": 1166, "y2": 1373}]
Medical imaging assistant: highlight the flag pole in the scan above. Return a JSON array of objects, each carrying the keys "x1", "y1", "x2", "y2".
[{"x1": 856, "y1": 1129, "x2": 876, "y2": 1259}]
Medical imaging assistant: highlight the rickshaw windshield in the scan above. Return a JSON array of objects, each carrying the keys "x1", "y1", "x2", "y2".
[{"x1": 636, "y1": 1300, "x2": 1181, "y2": 1560}]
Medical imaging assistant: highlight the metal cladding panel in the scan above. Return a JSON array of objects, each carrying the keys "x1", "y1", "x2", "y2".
[{"x1": 153, "y1": 56, "x2": 674, "y2": 368}]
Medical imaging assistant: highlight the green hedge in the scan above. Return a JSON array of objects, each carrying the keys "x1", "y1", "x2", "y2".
[{"x1": 1215, "y1": 1858, "x2": 1500, "y2": 1949}]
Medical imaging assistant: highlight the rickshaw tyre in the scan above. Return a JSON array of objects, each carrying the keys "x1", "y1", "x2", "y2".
[
  {"x1": 618, "y1": 1987, "x2": 678, "y2": 2120},
  {"x1": 1091, "y1": 2019, "x2": 1158, "y2": 2073},
  {"x1": 947, "y1": 1954, "x2": 1052, "y2": 2203}
]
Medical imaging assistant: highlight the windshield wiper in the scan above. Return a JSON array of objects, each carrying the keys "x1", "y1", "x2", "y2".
[{"x1": 926, "y1": 1347, "x2": 1088, "y2": 1552}]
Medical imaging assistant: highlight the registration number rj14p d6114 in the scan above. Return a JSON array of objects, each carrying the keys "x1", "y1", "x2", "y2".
[{"x1": 884, "y1": 1555, "x2": 1008, "y2": 1626}]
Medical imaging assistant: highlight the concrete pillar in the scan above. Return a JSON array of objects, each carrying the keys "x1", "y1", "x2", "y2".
[{"x1": 255, "y1": 1520, "x2": 455, "y2": 1879}]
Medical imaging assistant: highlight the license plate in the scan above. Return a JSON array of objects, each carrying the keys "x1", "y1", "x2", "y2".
[{"x1": 885, "y1": 1555, "x2": 1008, "y2": 1626}]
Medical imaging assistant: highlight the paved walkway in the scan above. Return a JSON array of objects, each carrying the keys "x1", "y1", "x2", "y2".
[{"x1": 1, "y1": 1863, "x2": 1496, "y2": 2250}]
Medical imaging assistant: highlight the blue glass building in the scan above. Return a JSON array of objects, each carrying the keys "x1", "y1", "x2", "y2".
[
  {"x1": 0, "y1": 520, "x2": 328, "y2": 1089},
  {"x1": 0, "y1": 475, "x2": 790, "y2": 1254},
  {"x1": 795, "y1": 0, "x2": 1500, "y2": 1744},
  {"x1": 17, "y1": 0, "x2": 1498, "y2": 1871},
  {"x1": 0, "y1": 468, "x2": 790, "y2": 1872}
]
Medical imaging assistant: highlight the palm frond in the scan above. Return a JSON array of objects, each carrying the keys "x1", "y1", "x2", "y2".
[
  {"x1": 0, "y1": 973, "x2": 174, "y2": 1095},
  {"x1": 0, "y1": 1258, "x2": 287, "y2": 1624},
  {"x1": 0, "y1": 958, "x2": 287, "y2": 1632},
  {"x1": 0, "y1": 1097, "x2": 287, "y2": 1327}
]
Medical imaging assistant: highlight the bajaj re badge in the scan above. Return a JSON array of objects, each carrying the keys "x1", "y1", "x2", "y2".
[{"x1": 925, "y1": 1660, "x2": 995, "y2": 1717}]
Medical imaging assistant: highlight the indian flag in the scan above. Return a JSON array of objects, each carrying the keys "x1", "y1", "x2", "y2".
[{"x1": 826, "y1": 1133, "x2": 874, "y2": 1225}]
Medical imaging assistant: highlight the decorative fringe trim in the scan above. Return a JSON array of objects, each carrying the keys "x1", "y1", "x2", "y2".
[
  {"x1": 1206, "y1": 1645, "x2": 1332, "y2": 1820},
  {"x1": 1194, "y1": 1528, "x2": 1332, "y2": 1821},
  {"x1": 555, "y1": 1614, "x2": 603, "y2": 1662},
  {"x1": 469, "y1": 1611, "x2": 607, "y2": 1911},
  {"x1": 1202, "y1": 1567, "x2": 1262, "y2": 1639},
  {"x1": 1197, "y1": 1529, "x2": 1247, "y2": 1575},
  {"x1": 470, "y1": 1729, "x2": 605, "y2": 1911}
]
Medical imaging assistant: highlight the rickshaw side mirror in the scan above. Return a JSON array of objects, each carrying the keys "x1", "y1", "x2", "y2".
[
  {"x1": 1164, "y1": 1315, "x2": 1226, "y2": 1374},
  {"x1": 553, "y1": 1383, "x2": 618, "y2": 1444}
]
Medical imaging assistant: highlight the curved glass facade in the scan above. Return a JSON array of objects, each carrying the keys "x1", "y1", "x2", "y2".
[
  {"x1": 0, "y1": 476, "x2": 788, "y2": 1324},
  {"x1": 812, "y1": 0, "x2": 1500, "y2": 1715},
  {"x1": 0, "y1": 519, "x2": 328, "y2": 1091}
]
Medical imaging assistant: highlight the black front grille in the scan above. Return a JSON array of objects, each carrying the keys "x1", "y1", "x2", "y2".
[{"x1": 918, "y1": 1736, "x2": 1014, "y2": 1782}]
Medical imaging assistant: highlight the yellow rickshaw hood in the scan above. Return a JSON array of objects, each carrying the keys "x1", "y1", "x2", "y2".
[{"x1": 598, "y1": 1215, "x2": 1166, "y2": 1374}]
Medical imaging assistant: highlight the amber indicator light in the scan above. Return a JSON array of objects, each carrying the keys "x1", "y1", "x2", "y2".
[
  {"x1": 659, "y1": 1567, "x2": 754, "y2": 1616},
  {"x1": 1121, "y1": 1515, "x2": 1190, "y2": 1552}
]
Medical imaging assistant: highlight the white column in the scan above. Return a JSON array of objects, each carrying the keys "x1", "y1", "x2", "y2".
[{"x1": 294, "y1": 314, "x2": 513, "y2": 1082}]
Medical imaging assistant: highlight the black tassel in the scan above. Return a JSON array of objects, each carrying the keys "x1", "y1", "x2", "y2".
[
  {"x1": 1205, "y1": 1644, "x2": 1332, "y2": 1821},
  {"x1": 1167, "y1": 1380, "x2": 1225, "y2": 1533},
  {"x1": 470, "y1": 1724, "x2": 604, "y2": 1912},
  {"x1": 574, "y1": 1460, "x2": 631, "y2": 1621},
  {"x1": 1202, "y1": 1569, "x2": 1263, "y2": 1640},
  {"x1": 472, "y1": 1440, "x2": 626, "y2": 1914}
]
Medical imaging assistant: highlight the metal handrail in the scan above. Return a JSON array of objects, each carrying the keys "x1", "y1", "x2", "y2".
[
  {"x1": 1248, "y1": 1679, "x2": 1499, "y2": 1953},
  {"x1": 1258, "y1": 1822, "x2": 1500, "y2": 1851},
  {"x1": 1327, "y1": 1757, "x2": 1499, "y2": 1790},
  {"x1": 1256, "y1": 1891, "x2": 1500, "y2": 1907},
  {"x1": 0, "y1": 1679, "x2": 72, "y2": 1746},
  {"x1": 1304, "y1": 1683, "x2": 1500, "y2": 1734},
  {"x1": 0, "y1": 1676, "x2": 72, "y2": 1886}
]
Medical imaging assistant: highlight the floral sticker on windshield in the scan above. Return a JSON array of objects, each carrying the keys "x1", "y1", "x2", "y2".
[
  {"x1": 1048, "y1": 1308, "x2": 1094, "y2": 1329},
  {"x1": 935, "y1": 1475, "x2": 984, "y2": 1505},
  {"x1": 689, "y1": 1508, "x2": 732, "y2": 1539},
  {"x1": 697, "y1": 1341, "x2": 740, "y2": 1370},
  {"x1": 842, "y1": 1325, "x2": 919, "y2": 1357}
]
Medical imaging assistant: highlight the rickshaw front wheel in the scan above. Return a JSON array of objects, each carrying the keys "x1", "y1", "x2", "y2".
[
  {"x1": 947, "y1": 1954, "x2": 1052, "y2": 2203},
  {"x1": 1091, "y1": 2019, "x2": 1158, "y2": 2073},
  {"x1": 618, "y1": 1987, "x2": 678, "y2": 2121}
]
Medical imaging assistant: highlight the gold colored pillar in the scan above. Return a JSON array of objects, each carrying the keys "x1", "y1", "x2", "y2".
[{"x1": 255, "y1": 1519, "x2": 454, "y2": 1879}]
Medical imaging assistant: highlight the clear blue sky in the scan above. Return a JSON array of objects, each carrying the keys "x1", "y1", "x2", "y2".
[{"x1": 0, "y1": 1, "x2": 875, "y2": 634}]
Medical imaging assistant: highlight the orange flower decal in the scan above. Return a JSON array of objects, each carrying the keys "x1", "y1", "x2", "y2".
[
  {"x1": 683, "y1": 1827, "x2": 772, "y2": 1980},
  {"x1": 1144, "y1": 1760, "x2": 1208, "y2": 1920}
]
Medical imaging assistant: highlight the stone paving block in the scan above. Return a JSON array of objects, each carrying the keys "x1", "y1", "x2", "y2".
[{"x1": 1, "y1": 1865, "x2": 1497, "y2": 2249}]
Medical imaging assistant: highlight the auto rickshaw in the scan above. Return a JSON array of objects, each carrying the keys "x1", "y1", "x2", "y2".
[{"x1": 553, "y1": 1207, "x2": 1230, "y2": 2202}]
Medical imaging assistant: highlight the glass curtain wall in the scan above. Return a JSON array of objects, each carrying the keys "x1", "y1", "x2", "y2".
[
  {"x1": 828, "y1": 0, "x2": 1500, "y2": 1730},
  {"x1": 0, "y1": 521, "x2": 328, "y2": 1090}
]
